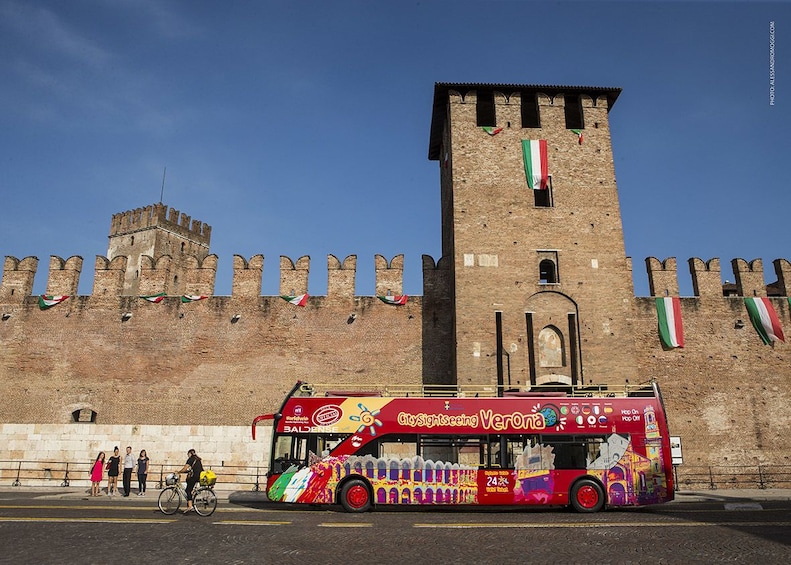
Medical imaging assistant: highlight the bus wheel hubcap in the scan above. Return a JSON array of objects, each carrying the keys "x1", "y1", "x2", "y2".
[
  {"x1": 578, "y1": 485, "x2": 598, "y2": 508},
  {"x1": 347, "y1": 485, "x2": 368, "y2": 507}
]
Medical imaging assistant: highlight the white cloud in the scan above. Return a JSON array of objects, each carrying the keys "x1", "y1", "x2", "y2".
[{"x1": 0, "y1": 1, "x2": 112, "y2": 68}]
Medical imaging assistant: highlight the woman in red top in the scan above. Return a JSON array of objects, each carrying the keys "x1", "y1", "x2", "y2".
[{"x1": 90, "y1": 452, "x2": 105, "y2": 497}]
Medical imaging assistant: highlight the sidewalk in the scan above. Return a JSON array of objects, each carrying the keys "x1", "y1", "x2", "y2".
[
  {"x1": 3, "y1": 486, "x2": 791, "y2": 504},
  {"x1": 0, "y1": 485, "x2": 269, "y2": 503}
]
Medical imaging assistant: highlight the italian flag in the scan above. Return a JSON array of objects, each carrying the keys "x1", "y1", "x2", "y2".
[
  {"x1": 378, "y1": 295, "x2": 408, "y2": 305},
  {"x1": 38, "y1": 295, "x2": 69, "y2": 310},
  {"x1": 482, "y1": 126, "x2": 503, "y2": 136},
  {"x1": 181, "y1": 294, "x2": 208, "y2": 303},
  {"x1": 521, "y1": 139, "x2": 549, "y2": 190},
  {"x1": 655, "y1": 297, "x2": 684, "y2": 348},
  {"x1": 744, "y1": 297, "x2": 785, "y2": 344},
  {"x1": 140, "y1": 293, "x2": 166, "y2": 303},
  {"x1": 570, "y1": 129, "x2": 584, "y2": 144},
  {"x1": 281, "y1": 294, "x2": 308, "y2": 306}
]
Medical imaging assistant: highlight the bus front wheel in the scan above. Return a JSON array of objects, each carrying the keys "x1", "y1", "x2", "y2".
[
  {"x1": 570, "y1": 479, "x2": 605, "y2": 513},
  {"x1": 339, "y1": 479, "x2": 372, "y2": 513}
]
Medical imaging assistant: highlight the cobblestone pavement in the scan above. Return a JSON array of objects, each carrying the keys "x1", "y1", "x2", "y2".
[{"x1": 0, "y1": 488, "x2": 789, "y2": 564}]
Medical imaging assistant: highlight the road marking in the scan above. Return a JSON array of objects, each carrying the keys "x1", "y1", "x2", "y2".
[
  {"x1": 414, "y1": 521, "x2": 791, "y2": 529},
  {"x1": 318, "y1": 522, "x2": 373, "y2": 528},
  {"x1": 0, "y1": 517, "x2": 174, "y2": 524},
  {"x1": 214, "y1": 520, "x2": 291, "y2": 526},
  {"x1": 0, "y1": 505, "x2": 154, "y2": 510},
  {"x1": 724, "y1": 503, "x2": 763, "y2": 511}
]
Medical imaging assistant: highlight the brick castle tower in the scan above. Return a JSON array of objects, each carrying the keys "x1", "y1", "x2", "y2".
[
  {"x1": 107, "y1": 203, "x2": 212, "y2": 296},
  {"x1": 429, "y1": 83, "x2": 637, "y2": 389}
]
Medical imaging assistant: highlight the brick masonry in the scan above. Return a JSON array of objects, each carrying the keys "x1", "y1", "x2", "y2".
[{"x1": 1, "y1": 82, "x2": 789, "y2": 486}]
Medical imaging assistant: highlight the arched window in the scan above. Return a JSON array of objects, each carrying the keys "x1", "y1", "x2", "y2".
[
  {"x1": 539, "y1": 259, "x2": 557, "y2": 284},
  {"x1": 538, "y1": 326, "x2": 565, "y2": 368}
]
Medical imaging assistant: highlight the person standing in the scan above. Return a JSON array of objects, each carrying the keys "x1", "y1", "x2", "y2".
[
  {"x1": 136, "y1": 449, "x2": 150, "y2": 496},
  {"x1": 178, "y1": 449, "x2": 204, "y2": 514},
  {"x1": 122, "y1": 446, "x2": 134, "y2": 497},
  {"x1": 90, "y1": 452, "x2": 105, "y2": 497},
  {"x1": 106, "y1": 447, "x2": 120, "y2": 496}
]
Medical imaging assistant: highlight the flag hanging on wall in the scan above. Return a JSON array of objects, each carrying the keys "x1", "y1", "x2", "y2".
[
  {"x1": 38, "y1": 295, "x2": 69, "y2": 310},
  {"x1": 744, "y1": 297, "x2": 785, "y2": 344},
  {"x1": 181, "y1": 294, "x2": 208, "y2": 303},
  {"x1": 378, "y1": 295, "x2": 408, "y2": 305},
  {"x1": 140, "y1": 293, "x2": 166, "y2": 303},
  {"x1": 655, "y1": 297, "x2": 684, "y2": 348},
  {"x1": 521, "y1": 139, "x2": 549, "y2": 190},
  {"x1": 570, "y1": 129, "x2": 584, "y2": 144},
  {"x1": 281, "y1": 294, "x2": 308, "y2": 307},
  {"x1": 482, "y1": 126, "x2": 503, "y2": 136}
]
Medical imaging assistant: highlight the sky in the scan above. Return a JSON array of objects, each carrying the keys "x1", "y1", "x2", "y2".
[{"x1": 0, "y1": 0, "x2": 788, "y2": 297}]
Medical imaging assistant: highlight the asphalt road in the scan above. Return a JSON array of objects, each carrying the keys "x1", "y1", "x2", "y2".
[{"x1": 0, "y1": 493, "x2": 789, "y2": 564}]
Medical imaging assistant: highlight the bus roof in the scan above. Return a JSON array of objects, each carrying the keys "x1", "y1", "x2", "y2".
[{"x1": 293, "y1": 381, "x2": 658, "y2": 399}]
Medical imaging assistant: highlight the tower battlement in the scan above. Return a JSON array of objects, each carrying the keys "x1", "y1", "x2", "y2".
[
  {"x1": 109, "y1": 203, "x2": 211, "y2": 245},
  {"x1": 645, "y1": 256, "x2": 791, "y2": 297}
]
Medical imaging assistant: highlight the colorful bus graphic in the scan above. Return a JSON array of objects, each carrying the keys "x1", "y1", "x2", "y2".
[{"x1": 252, "y1": 381, "x2": 674, "y2": 512}]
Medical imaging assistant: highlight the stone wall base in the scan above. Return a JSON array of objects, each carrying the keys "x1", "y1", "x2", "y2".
[{"x1": 0, "y1": 423, "x2": 274, "y2": 491}]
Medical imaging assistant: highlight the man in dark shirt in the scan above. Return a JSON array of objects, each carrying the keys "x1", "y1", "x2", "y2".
[{"x1": 178, "y1": 449, "x2": 204, "y2": 513}]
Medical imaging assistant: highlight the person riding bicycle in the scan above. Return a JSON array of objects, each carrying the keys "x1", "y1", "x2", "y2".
[{"x1": 178, "y1": 449, "x2": 204, "y2": 514}]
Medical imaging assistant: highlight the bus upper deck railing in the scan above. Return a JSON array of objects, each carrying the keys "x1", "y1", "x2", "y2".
[{"x1": 296, "y1": 381, "x2": 657, "y2": 399}]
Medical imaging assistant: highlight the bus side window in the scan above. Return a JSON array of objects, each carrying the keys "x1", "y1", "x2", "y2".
[
  {"x1": 543, "y1": 436, "x2": 586, "y2": 470},
  {"x1": 488, "y1": 436, "x2": 502, "y2": 468}
]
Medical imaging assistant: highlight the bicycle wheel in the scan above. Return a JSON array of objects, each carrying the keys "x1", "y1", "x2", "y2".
[
  {"x1": 158, "y1": 486, "x2": 182, "y2": 515},
  {"x1": 192, "y1": 487, "x2": 217, "y2": 517}
]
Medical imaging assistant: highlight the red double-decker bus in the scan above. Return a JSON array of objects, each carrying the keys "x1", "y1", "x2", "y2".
[{"x1": 252, "y1": 381, "x2": 674, "y2": 513}]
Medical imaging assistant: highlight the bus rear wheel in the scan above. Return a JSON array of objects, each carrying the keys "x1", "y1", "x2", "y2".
[
  {"x1": 339, "y1": 479, "x2": 372, "y2": 513},
  {"x1": 570, "y1": 479, "x2": 605, "y2": 513}
]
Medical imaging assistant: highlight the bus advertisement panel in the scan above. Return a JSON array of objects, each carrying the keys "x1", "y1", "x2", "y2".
[{"x1": 253, "y1": 383, "x2": 674, "y2": 513}]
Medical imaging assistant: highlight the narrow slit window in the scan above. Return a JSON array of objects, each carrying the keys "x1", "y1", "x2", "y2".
[
  {"x1": 476, "y1": 90, "x2": 496, "y2": 127},
  {"x1": 564, "y1": 94, "x2": 584, "y2": 130},
  {"x1": 521, "y1": 92, "x2": 540, "y2": 128}
]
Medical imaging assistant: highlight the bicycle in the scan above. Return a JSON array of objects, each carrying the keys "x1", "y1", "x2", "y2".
[{"x1": 157, "y1": 472, "x2": 217, "y2": 516}]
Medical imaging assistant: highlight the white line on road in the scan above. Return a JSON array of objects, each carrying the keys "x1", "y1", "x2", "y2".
[
  {"x1": 0, "y1": 517, "x2": 174, "y2": 524},
  {"x1": 414, "y1": 521, "x2": 791, "y2": 529}
]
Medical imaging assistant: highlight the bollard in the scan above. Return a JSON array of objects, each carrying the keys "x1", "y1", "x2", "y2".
[
  {"x1": 61, "y1": 463, "x2": 70, "y2": 487},
  {"x1": 253, "y1": 466, "x2": 261, "y2": 491}
]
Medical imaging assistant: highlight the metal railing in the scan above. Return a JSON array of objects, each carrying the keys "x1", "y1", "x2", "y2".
[
  {"x1": 675, "y1": 465, "x2": 791, "y2": 490},
  {"x1": 0, "y1": 460, "x2": 271, "y2": 491},
  {"x1": 298, "y1": 381, "x2": 657, "y2": 399},
  {"x1": 2, "y1": 459, "x2": 789, "y2": 491}
]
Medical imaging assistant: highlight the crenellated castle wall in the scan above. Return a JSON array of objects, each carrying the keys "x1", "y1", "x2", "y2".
[
  {"x1": 110, "y1": 203, "x2": 211, "y2": 244},
  {"x1": 0, "y1": 251, "x2": 442, "y2": 481},
  {"x1": 640, "y1": 256, "x2": 791, "y2": 468},
  {"x1": 0, "y1": 253, "x2": 413, "y2": 301}
]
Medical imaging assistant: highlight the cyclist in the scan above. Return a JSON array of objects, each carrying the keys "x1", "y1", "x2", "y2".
[{"x1": 178, "y1": 449, "x2": 204, "y2": 514}]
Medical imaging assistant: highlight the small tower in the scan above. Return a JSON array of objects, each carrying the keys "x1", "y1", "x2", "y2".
[
  {"x1": 428, "y1": 82, "x2": 637, "y2": 389},
  {"x1": 107, "y1": 203, "x2": 211, "y2": 296}
]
